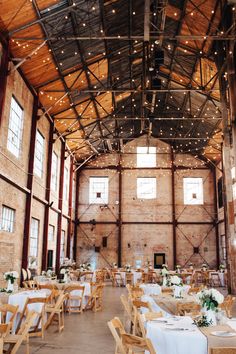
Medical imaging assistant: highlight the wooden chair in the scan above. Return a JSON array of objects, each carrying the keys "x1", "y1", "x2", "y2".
[
  {"x1": 121, "y1": 333, "x2": 156, "y2": 354},
  {"x1": 21, "y1": 268, "x2": 28, "y2": 282},
  {"x1": 138, "y1": 311, "x2": 163, "y2": 338},
  {"x1": 45, "y1": 293, "x2": 68, "y2": 332},
  {"x1": 210, "y1": 349, "x2": 236, "y2": 354},
  {"x1": 132, "y1": 300, "x2": 153, "y2": 335},
  {"x1": 85, "y1": 284, "x2": 104, "y2": 312},
  {"x1": 0, "y1": 304, "x2": 19, "y2": 332},
  {"x1": 65, "y1": 285, "x2": 85, "y2": 313},
  {"x1": 126, "y1": 273, "x2": 133, "y2": 286},
  {"x1": 0, "y1": 323, "x2": 12, "y2": 338},
  {"x1": 22, "y1": 280, "x2": 38, "y2": 290},
  {"x1": 130, "y1": 286, "x2": 144, "y2": 300},
  {"x1": 38, "y1": 284, "x2": 56, "y2": 291},
  {"x1": 177, "y1": 302, "x2": 201, "y2": 316},
  {"x1": 161, "y1": 287, "x2": 173, "y2": 295},
  {"x1": 3, "y1": 311, "x2": 37, "y2": 354},
  {"x1": 120, "y1": 295, "x2": 133, "y2": 331},
  {"x1": 113, "y1": 273, "x2": 124, "y2": 287},
  {"x1": 108, "y1": 317, "x2": 126, "y2": 354},
  {"x1": 209, "y1": 272, "x2": 221, "y2": 287},
  {"x1": 26, "y1": 269, "x2": 32, "y2": 280},
  {"x1": 219, "y1": 295, "x2": 236, "y2": 318},
  {"x1": 188, "y1": 285, "x2": 204, "y2": 294},
  {"x1": 83, "y1": 272, "x2": 94, "y2": 282},
  {"x1": 16, "y1": 297, "x2": 47, "y2": 338},
  {"x1": 0, "y1": 338, "x2": 2, "y2": 354}
]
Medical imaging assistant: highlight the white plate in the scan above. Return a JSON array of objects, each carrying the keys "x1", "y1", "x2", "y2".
[
  {"x1": 211, "y1": 331, "x2": 236, "y2": 337},
  {"x1": 165, "y1": 327, "x2": 193, "y2": 331}
]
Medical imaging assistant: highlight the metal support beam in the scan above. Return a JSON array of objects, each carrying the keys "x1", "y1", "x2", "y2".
[
  {"x1": 171, "y1": 148, "x2": 177, "y2": 266},
  {"x1": 67, "y1": 156, "x2": 74, "y2": 258},
  {"x1": 118, "y1": 155, "x2": 122, "y2": 267},
  {"x1": 41, "y1": 121, "x2": 54, "y2": 270},
  {"x1": 73, "y1": 170, "x2": 79, "y2": 262},
  {"x1": 0, "y1": 39, "x2": 9, "y2": 127},
  {"x1": 21, "y1": 97, "x2": 38, "y2": 272},
  {"x1": 56, "y1": 141, "x2": 65, "y2": 273},
  {"x1": 212, "y1": 165, "x2": 220, "y2": 268}
]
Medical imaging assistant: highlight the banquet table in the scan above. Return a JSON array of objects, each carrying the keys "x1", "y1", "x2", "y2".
[
  {"x1": 146, "y1": 316, "x2": 236, "y2": 354},
  {"x1": 152, "y1": 293, "x2": 196, "y2": 315},
  {"x1": 119, "y1": 270, "x2": 142, "y2": 285},
  {"x1": 140, "y1": 284, "x2": 162, "y2": 296},
  {"x1": 7, "y1": 289, "x2": 48, "y2": 332}
]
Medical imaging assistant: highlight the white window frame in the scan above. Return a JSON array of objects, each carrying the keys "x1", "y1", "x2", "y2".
[
  {"x1": 137, "y1": 177, "x2": 156, "y2": 199},
  {"x1": 89, "y1": 177, "x2": 109, "y2": 204},
  {"x1": 137, "y1": 146, "x2": 156, "y2": 167},
  {"x1": 7, "y1": 96, "x2": 24, "y2": 158},
  {"x1": 34, "y1": 130, "x2": 44, "y2": 178},
  {"x1": 183, "y1": 177, "x2": 204, "y2": 205},
  {"x1": 60, "y1": 230, "x2": 66, "y2": 264},
  {"x1": 63, "y1": 166, "x2": 69, "y2": 201},
  {"x1": 0, "y1": 205, "x2": 15, "y2": 232},
  {"x1": 51, "y1": 151, "x2": 58, "y2": 192},
  {"x1": 29, "y1": 218, "x2": 39, "y2": 258},
  {"x1": 48, "y1": 224, "x2": 55, "y2": 242}
]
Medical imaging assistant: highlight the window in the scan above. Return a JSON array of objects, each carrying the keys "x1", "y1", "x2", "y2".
[
  {"x1": 221, "y1": 235, "x2": 226, "y2": 260},
  {"x1": 183, "y1": 178, "x2": 203, "y2": 205},
  {"x1": 29, "y1": 218, "x2": 39, "y2": 258},
  {"x1": 34, "y1": 130, "x2": 44, "y2": 178},
  {"x1": 63, "y1": 167, "x2": 69, "y2": 200},
  {"x1": 48, "y1": 224, "x2": 55, "y2": 242},
  {"x1": 51, "y1": 152, "x2": 58, "y2": 191},
  {"x1": 137, "y1": 178, "x2": 156, "y2": 199},
  {"x1": 89, "y1": 177, "x2": 109, "y2": 204},
  {"x1": 7, "y1": 96, "x2": 24, "y2": 157},
  {"x1": 137, "y1": 147, "x2": 156, "y2": 167},
  {"x1": 60, "y1": 230, "x2": 66, "y2": 264},
  {"x1": 0, "y1": 206, "x2": 15, "y2": 232}
]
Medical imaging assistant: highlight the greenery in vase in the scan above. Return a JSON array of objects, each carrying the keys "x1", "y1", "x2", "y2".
[
  {"x1": 196, "y1": 289, "x2": 224, "y2": 311},
  {"x1": 194, "y1": 315, "x2": 213, "y2": 327},
  {"x1": 4, "y1": 271, "x2": 19, "y2": 284}
]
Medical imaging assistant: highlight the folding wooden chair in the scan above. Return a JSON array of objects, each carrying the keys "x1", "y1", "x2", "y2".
[
  {"x1": 0, "y1": 338, "x2": 3, "y2": 354},
  {"x1": 132, "y1": 300, "x2": 153, "y2": 335},
  {"x1": 4, "y1": 311, "x2": 37, "y2": 354},
  {"x1": 85, "y1": 284, "x2": 104, "y2": 312},
  {"x1": 125, "y1": 273, "x2": 133, "y2": 286},
  {"x1": 83, "y1": 272, "x2": 94, "y2": 282},
  {"x1": 188, "y1": 285, "x2": 204, "y2": 294},
  {"x1": 210, "y1": 349, "x2": 236, "y2": 354},
  {"x1": 121, "y1": 333, "x2": 156, "y2": 354},
  {"x1": 0, "y1": 304, "x2": 19, "y2": 333},
  {"x1": 209, "y1": 272, "x2": 221, "y2": 287},
  {"x1": 177, "y1": 302, "x2": 201, "y2": 317},
  {"x1": 219, "y1": 295, "x2": 236, "y2": 318},
  {"x1": 16, "y1": 297, "x2": 47, "y2": 339},
  {"x1": 21, "y1": 269, "x2": 28, "y2": 282},
  {"x1": 65, "y1": 285, "x2": 85, "y2": 313},
  {"x1": 45, "y1": 293, "x2": 68, "y2": 332},
  {"x1": 120, "y1": 295, "x2": 133, "y2": 325},
  {"x1": 114, "y1": 273, "x2": 124, "y2": 287},
  {"x1": 0, "y1": 323, "x2": 12, "y2": 338},
  {"x1": 22, "y1": 281, "x2": 37, "y2": 290},
  {"x1": 138, "y1": 311, "x2": 163, "y2": 338},
  {"x1": 107, "y1": 317, "x2": 126, "y2": 354},
  {"x1": 129, "y1": 286, "x2": 144, "y2": 300}
]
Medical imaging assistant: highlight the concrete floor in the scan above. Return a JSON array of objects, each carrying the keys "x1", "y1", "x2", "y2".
[{"x1": 18, "y1": 285, "x2": 126, "y2": 354}]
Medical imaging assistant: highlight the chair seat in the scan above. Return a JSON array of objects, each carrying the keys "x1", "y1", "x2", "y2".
[{"x1": 4, "y1": 334, "x2": 22, "y2": 343}]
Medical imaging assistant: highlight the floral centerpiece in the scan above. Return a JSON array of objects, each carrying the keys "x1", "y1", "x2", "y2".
[
  {"x1": 175, "y1": 265, "x2": 181, "y2": 274},
  {"x1": 112, "y1": 262, "x2": 118, "y2": 269},
  {"x1": 201, "y1": 263, "x2": 208, "y2": 272},
  {"x1": 161, "y1": 264, "x2": 169, "y2": 286},
  {"x1": 170, "y1": 275, "x2": 183, "y2": 298},
  {"x1": 196, "y1": 288, "x2": 224, "y2": 325},
  {"x1": 124, "y1": 264, "x2": 131, "y2": 272},
  {"x1": 79, "y1": 263, "x2": 91, "y2": 271},
  {"x1": 4, "y1": 271, "x2": 19, "y2": 292},
  {"x1": 219, "y1": 264, "x2": 226, "y2": 273},
  {"x1": 188, "y1": 262, "x2": 194, "y2": 271},
  {"x1": 60, "y1": 268, "x2": 70, "y2": 283}
]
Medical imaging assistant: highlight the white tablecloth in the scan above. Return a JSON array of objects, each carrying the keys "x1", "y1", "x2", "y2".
[
  {"x1": 146, "y1": 316, "x2": 208, "y2": 354},
  {"x1": 118, "y1": 270, "x2": 142, "y2": 285},
  {"x1": 7, "y1": 290, "x2": 48, "y2": 332},
  {"x1": 140, "y1": 284, "x2": 162, "y2": 296},
  {"x1": 65, "y1": 282, "x2": 91, "y2": 308}
]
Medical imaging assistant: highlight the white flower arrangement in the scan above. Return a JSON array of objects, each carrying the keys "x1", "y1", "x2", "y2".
[
  {"x1": 196, "y1": 288, "x2": 224, "y2": 310},
  {"x1": 60, "y1": 268, "x2": 70, "y2": 275},
  {"x1": 4, "y1": 271, "x2": 19, "y2": 283},
  {"x1": 170, "y1": 275, "x2": 182, "y2": 286},
  {"x1": 161, "y1": 264, "x2": 169, "y2": 276},
  {"x1": 201, "y1": 263, "x2": 208, "y2": 270},
  {"x1": 79, "y1": 263, "x2": 91, "y2": 271},
  {"x1": 219, "y1": 264, "x2": 225, "y2": 272},
  {"x1": 175, "y1": 265, "x2": 181, "y2": 269},
  {"x1": 124, "y1": 264, "x2": 131, "y2": 272},
  {"x1": 112, "y1": 262, "x2": 117, "y2": 268}
]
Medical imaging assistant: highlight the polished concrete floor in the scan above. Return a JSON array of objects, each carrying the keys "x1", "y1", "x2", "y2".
[{"x1": 19, "y1": 284, "x2": 126, "y2": 354}]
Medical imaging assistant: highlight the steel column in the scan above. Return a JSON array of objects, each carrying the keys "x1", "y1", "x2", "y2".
[
  {"x1": 118, "y1": 155, "x2": 122, "y2": 267},
  {"x1": 73, "y1": 169, "x2": 79, "y2": 262},
  {"x1": 66, "y1": 156, "x2": 74, "y2": 258},
  {"x1": 0, "y1": 39, "x2": 9, "y2": 126},
  {"x1": 171, "y1": 148, "x2": 177, "y2": 266},
  {"x1": 212, "y1": 166, "x2": 220, "y2": 268},
  {"x1": 21, "y1": 97, "x2": 38, "y2": 271},
  {"x1": 41, "y1": 121, "x2": 54, "y2": 270},
  {"x1": 55, "y1": 141, "x2": 65, "y2": 273}
]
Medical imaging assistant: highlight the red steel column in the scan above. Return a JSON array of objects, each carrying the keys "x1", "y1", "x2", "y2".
[
  {"x1": 0, "y1": 38, "x2": 9, "y2": 126},
  {"x1": 73, "y1": 169, "x2": 79, "y2": 262},
  {"x1": 66, "y1": 156, "x2": 74, "y2": 258}
]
